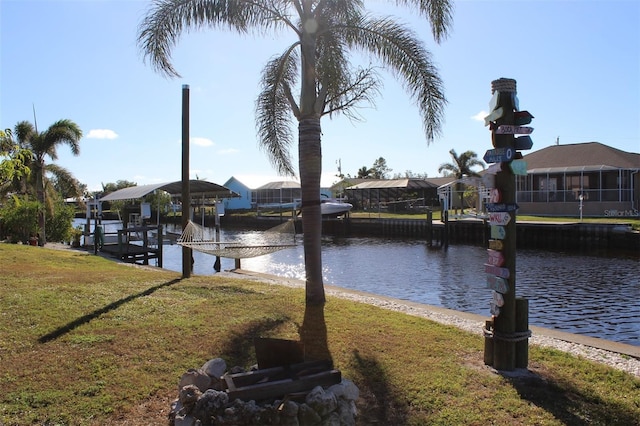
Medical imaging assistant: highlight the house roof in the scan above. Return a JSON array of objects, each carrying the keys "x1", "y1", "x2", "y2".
[
  {"x1": 100, "y1": 180, "x2": 239, "y2": 202},
  {"x1": 345, "y1": 178, "x2": 438, "y2": 190},
  {"x1": 255, "y1": 180, "x2": 301, "y2": 190},
  {"x1": 523, "y1": 142, "x2": 640, "y2": 172}
]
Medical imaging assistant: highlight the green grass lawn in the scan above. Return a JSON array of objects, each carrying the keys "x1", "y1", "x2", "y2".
[{"x1": 1, "y1": 244, "x2": 638, "y2": 425}]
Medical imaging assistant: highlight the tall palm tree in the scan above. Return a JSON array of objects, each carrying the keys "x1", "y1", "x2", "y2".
[
  {"x1": 438, "y1": 149, "x2": 484, "y2": 214},
  {"x1": 138, "y1": 0, "x2": 452, "y2": 305},
  {"x1": 356, "y1": 166, "x2": 373, "y2": 179},
  {"x1": 14, "y1": 119, "x2": 82, "y2": 245}
]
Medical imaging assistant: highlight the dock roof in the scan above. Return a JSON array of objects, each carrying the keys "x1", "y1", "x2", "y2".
[{"x1": 100, "y1": 180, "x2": 239, "y2": 201}]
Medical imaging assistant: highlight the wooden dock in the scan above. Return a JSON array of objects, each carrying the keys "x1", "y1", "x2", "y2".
[{"x1": 99, "y1": 225, "x2": 163, "y2": 266}]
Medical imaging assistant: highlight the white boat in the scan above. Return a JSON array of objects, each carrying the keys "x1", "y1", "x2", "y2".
[{"x1": 320, "y1": 198, "x2": 353, "y2": 217}]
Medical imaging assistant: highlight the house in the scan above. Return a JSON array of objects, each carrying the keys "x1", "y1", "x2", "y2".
[
  {"x1": 516, "y1": 142, "x2": 639, "y2": 217},
  {"x1": 223, "y1": 176, "x2": 253, "y2": 211}
]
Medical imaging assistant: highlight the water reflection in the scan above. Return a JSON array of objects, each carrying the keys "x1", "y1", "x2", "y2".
[{"x1": 160, "y1": 227, "x2": 639, "y2": 346}]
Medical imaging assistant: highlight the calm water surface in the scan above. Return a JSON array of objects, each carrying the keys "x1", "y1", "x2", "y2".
[{"x1": 157, "y1": 225, "x2": 638, "y2": 346}]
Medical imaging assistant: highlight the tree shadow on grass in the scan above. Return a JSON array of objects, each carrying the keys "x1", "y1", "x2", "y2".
[
  {"x1": 504, "y1": 369, "x2": 640, "y2": 425},
  {"x1": 350, "y1": 350, "x2": 408, "y2": 425},
  {"x1": 38, "y1": 278, "x2": 182, "y2": 343},
  {"x1": 217, "y1": 317, "x2": 291, "y2": 369}
]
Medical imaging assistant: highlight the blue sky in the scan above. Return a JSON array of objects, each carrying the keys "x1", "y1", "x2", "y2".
[{"x1": 1, "y1": 0, "x2": 638, "y2": 192}]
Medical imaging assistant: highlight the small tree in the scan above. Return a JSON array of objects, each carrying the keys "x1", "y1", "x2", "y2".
[{"x1": 371, "y1": 157, "x2": 392, "y2": 179}]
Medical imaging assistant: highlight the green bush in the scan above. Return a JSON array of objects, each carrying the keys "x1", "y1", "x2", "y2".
[
  {"x1": 0, "y1": 196, "x2": 39, "y2": 243},
  {"x1": 45, "y1": 202, "x2": 76, "y2": 243}
]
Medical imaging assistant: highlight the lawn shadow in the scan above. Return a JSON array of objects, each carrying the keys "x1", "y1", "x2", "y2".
[
  {"x1": 350, "y1": 349, "x2": 408, "y2": 425},
  {"x1": 217, "y1": 317, "x2": 291, "y2": 369},
  {"x1": 504, "y1": 369, "x2": 639, "y2": 425},
  {"x1": 38, "y1": 278, "x2": 182, "y2": 343}
]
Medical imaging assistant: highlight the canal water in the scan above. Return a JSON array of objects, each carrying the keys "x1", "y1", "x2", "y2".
[
  {"x1": 80, "y1": 220, "x2": 639, "y2": 346},
  {"x1": 154, "y1": 225, "x2": 640, "y2": 347}
]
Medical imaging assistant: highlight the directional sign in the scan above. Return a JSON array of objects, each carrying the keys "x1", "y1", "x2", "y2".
[
  {"x1": 510, "y1": 159, "x2": 528, "y2": 176},
  {"x1": 483, "y1": 147, "x2": 514, "y2": 163},
  {"x1": 514, "y1": 135, "x2": 534, "y2": 150},
  {"x1": 490, "y1": 302, "x2": 501, "y2": 317},
  {"x1": 493, "y1": 291, "x2": 505, "y2": 307},
  {"x1": 485, "y1": 263, "x2": 510, "y2": 279},
  {"x1": 484, "y1": 107, "x2": 504, "y2": 126},
  {"x1": 489, "y1": 188, "x2": 502, "y2": 203},
  {"x1": 487, "y1": 249, "x2": 505, "y2": 266},
  {"x1": 488, "y1": 239, "x2": 504, "y2": 250},
  {"x1": 486, "y1": 275, "x2": 509, "y2": 294},
  {"x1": 486, "y1": 203, "x2": 519, "y2": 212},
  {"x1": 489, "y1": 211, "x2": 511, "y2": 226},
  {"x1": 496, "y1": 125, "x2": 534, "y2": 135},
  {"x1": 490, "y1": 225, "x2": 506, "y2": 240},
  {"x1": 514, "y1": 110, "x2": 534, "y2": 125}
]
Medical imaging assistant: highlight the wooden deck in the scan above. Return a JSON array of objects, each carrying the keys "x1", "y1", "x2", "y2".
[{"x1": 98, "y1": 225, "x2": 163, "y2": 266}]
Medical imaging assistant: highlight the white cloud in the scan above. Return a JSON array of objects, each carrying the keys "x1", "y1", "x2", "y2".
[
  {"x1": 191, "y1": 137, "x2": 214, "y2": 147},
  {"x1": 471, "y1": 111, "x2": 487, "y2": 122},
  {"x1": 86, "y1": 129, "x2": 118, "y2": 139}
]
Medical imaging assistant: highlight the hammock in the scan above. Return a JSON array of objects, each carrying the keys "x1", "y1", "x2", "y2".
[{"x1": 177, "y1": 220, "x2": 297, "y2": 259}]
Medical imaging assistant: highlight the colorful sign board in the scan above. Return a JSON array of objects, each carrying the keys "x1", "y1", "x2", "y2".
[
  {"x1": 514, "y1": 110, "x2": 534, "y2": 125},
  {"x1": 493, "y1": 291, "x2": 505, "y2": 307},
  {"x1": 489, "y1": 211, "x2": 511, "y2": 226},
  {"x1": 510, "y1": 160, "x2": 528, "y2": 175},
  {"x1": 495, "y1": 125, "x2": 534, "y2": 135},
  {"x1": 486, "y1": 203, "x2": 519, "y2": 212},
  {"x1": 489, "y1": 188, "x2": 502, "y2": 203},
  {"x1": 488, "y1": 239, "x2": 504, "y2": 250},
  {"x1": 490, "y1": 225, "x2": 506, "y2": 240},
  {"x1": 487, "y1": 249, "x2": 505, "y2": 266},
  {"x1": 485, "y1": 263, "x2": 510, "y2": 279},
  {"x1": 486, "y1": 275, "x2": 509, "y2": 294},
  {"x1": 484, "y1": 147, "x2": 514, "y2": 163},
  {"x1": 514, "y1": 135, "x2": 534, "y2": 150}
]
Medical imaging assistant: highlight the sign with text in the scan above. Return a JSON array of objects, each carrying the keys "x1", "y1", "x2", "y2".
[
  {"x1": 486, "y1": 203, "x2": 519, "y2": 212},
  {"x1": 495, "y1": 125, "x2": 534, "y2": 135},
  {"x1": 488, "y1": 239, "x2": 504, "y2": 250},
  {"x1": 489, "y1": 211, "x2": 511, "y2": 226},
  {"x1": 487, "y1": 249, "x2": 505, "y2": 266},
  {"x1": 484, "y1": 148, "x2": 514, "y2": 163},
  {"x1": 489, "y1": 188, "x2": 502, "y2": 203},
  {"x1": 514, "y1": 110, "x2": 534, "y2": 125},
  {"x1": 485, "y1": 264, "x2": 510, "y2": 279},
  {"x1": 493, "y1": 291, "x2": 505, "y2": 307}
]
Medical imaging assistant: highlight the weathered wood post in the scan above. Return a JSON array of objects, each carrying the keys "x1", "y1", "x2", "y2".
[
  {"x1": 482, "y1": 78, "x2": 532, "y2": 370},
  {"x1": 181, "y1": 84, "x2": 192, "y2": 278}
]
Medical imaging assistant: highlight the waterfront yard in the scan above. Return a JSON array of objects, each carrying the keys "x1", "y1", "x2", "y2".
[{"x1": 1, "y1": 243, "x2": 638, "y2": 425}]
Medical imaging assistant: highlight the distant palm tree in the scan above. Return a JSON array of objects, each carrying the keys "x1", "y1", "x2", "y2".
[
  {"x1": 14, "y1": 119, "x2": 82, "y2": 245},
  {"x1": 138, "y1": 0, "x2": 452, "y2": 305},
  {"x1": 357, "y1": 166, "x2": 373, "y2": 179},
  {"x1": 438, "y1": 149, "x2": 484, "y2": 214}
]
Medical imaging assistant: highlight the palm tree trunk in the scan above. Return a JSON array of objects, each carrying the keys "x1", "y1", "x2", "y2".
[
  {"x1": 298, "y1": 118, "x2": 325, "y2": 306},
  {"x1": 35, "y1": 159, "x2": 46, "y2": 245}
]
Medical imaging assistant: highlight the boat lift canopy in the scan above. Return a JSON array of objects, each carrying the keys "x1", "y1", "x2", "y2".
[{"x1": 100, "y1": 180, "x2": 239, "y2": 202}]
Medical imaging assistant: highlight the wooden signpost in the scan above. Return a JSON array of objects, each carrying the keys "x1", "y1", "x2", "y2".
[{"x1": 482, "y1": 78, "x2": 533, "y2": 371}]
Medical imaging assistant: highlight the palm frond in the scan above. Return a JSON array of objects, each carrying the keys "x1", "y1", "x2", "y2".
[
  {"x1": 394, "y1": 0, "x2": 454, "y2": 43},
  {"x1": 255, "y1": 46, "x2": 299, "y2": 177},
  {"x1": 138, "y1": 0, "x2": 291, "y2": 78},
  {"x1": 340, "y1": 16, "x2": 446, "y2": 142}
]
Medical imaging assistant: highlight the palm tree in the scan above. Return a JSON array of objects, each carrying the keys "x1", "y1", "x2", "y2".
[
  {"x1": 138, "y1": 0, "x2": 452, "y2": 305},
  {"x1": 14, "y1": 119, "x2": 82, "y2": 245},
  {"x1": 356, "y1": 166, "x2": 373, "y2": 179},
  {"x1": 438, "y1": 149, "x2": 484, "y2": 215}
]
